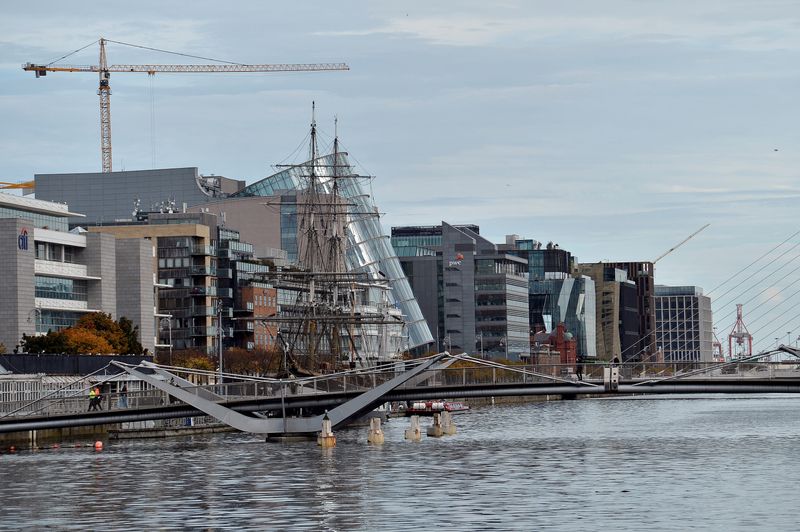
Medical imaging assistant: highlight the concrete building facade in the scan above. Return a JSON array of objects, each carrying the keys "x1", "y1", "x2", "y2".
[
  {"x1": 607, "y1": 261, "x2": 657, "y2": 363},
  {"x1": 35, "y1": 167, "x2": 244, "y2": 227},
  {"x1": 0, "y1": 193, "x2": 154, "y2": 352},
  {"x1": 89, "y1": 213, "x2": 219, "y2": 354}
]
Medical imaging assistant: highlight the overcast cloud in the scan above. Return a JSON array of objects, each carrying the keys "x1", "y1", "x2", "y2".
[{"x1": 1, "y1": 1, "x2": 798, "y2": 349}]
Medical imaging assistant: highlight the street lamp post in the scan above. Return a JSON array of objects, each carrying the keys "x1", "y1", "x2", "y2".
[
  {"x1": 478, "y1": 331, "x2": 484, "y2": 359},
  {"x1": 159, "y1": 316, "x2": 173, "y2": 365},
  {"x1": 217, "y1": 300, "x2": 224, "y2": 385},
  {"x1": 28, "y1": 307, "x2": 42, "y2": 333}
]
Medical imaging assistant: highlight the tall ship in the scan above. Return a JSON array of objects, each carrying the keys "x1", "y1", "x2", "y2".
[{"x1": 243, "y1": 106, "x2": 419, "y2": 374}]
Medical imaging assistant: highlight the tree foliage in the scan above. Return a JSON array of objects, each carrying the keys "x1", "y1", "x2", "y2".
[
  {"x1": 63, "y1": 328, "x2": 113, "y2": 354},
  {"x1": 20, "y1": 313, "x2": 144, "y2": 355},
  {"x1": 160, "y1": 347, "x2": 282, "y2": 375}
]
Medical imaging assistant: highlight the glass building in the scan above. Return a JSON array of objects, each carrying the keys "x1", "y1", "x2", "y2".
[
  {"x1": 538, "y1": 275, "x2": 597, "y2": 358},
  {"x1": 233, "y1": 152, "x2": 434, "y2": 350},
  {"x1": 392, "y1": 223, "x2": 531, "y2": 359}
]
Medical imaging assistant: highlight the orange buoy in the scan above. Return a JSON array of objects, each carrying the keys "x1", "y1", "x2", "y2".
[{"x1": 94, "y1": 441, "x2": 103, "y2": 451}]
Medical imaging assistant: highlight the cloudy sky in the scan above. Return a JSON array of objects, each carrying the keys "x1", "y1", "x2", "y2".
[{"x1": 1, "y1": 1, "x2": 798, "y2": 350}]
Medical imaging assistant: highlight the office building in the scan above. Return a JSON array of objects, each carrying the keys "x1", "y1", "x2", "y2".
[
  {"x1": 35, "y1": 167, "x2": 244, "y2": 227},
  {"x1": 655, "y1": 285, "x2": 713, "y2": 362},
  {"x1": 501, "y1": 237, "x2": 572, "y2": 333},
  {"x1": 606, "y1": 261, "x2": 656, "y2": 363},
  {"x1": 577, "y1": 263, "x2": 640, "y2": 360},
  {"x1": 0, "y1": 193, "x2": 155, "y2": 352},
  {"x1": 393, "y1": 223, "x2": 531, "y2": 359}
]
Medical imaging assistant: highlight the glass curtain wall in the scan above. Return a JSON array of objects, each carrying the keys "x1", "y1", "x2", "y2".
[{"x1": 234, "y1": 152, "x2": 434, "y2": 349}]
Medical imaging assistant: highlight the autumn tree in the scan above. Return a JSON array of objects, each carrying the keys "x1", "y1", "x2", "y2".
[
  {"x1": 169, "y1": 349, "x2": 216, "y2": 371},
  {"x1": 19, "y1": 313, "x2": 145, "y2": 355},
  {"x1": 63, "y1": 328, "x2": 113, "y2": 354},
  {"x1": 74, "y1": 313, "x2": 127, "y2": 352}
]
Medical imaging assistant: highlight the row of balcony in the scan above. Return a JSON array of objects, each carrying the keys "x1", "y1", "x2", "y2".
[{"x1": 188, "y1": 326, "x2": 234, "y2": 337}]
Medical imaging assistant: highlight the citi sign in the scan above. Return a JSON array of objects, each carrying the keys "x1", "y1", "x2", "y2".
[{"x1": 18, "y1": 228, "x2": 29, "y2": 251}]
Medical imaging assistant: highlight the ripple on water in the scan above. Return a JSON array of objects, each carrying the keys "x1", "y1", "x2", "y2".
[{"x1": 1, "y1": 395, "x2": 800, "y2": 530}]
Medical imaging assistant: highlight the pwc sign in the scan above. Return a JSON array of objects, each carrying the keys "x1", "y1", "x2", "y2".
[{"x1": 18, "y1": 228, "x2": 29, "y2": 251}]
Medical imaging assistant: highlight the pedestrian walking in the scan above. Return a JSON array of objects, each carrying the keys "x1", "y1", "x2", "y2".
[
  {"x1": 575, "y1": 354, "x2": 584, "y2": 381},
  {"x1": 118, "y1": 384, "x2": 128, "y2": 409},
  {"x1": 93, "y1": 386, "x2": 103, "y2": 411},
  {"x1": 87, "y1": 386, "x2": 97, "y2": 412}
]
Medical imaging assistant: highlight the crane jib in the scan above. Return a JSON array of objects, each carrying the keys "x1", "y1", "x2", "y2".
[
  {"x1": 22, "y1": 39, "x2": 350, "y2": 173},
  {"x1": 23, "y1": 63, "x2": 349, "y2": 73}
]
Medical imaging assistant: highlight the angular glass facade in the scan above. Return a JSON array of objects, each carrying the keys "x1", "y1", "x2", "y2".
[
  {"x1": 234, "y1": 153, "x2": 434, "y2": 350},
  {"x1": 541, "y1": 275, "x2": 597, "y2": 358}
]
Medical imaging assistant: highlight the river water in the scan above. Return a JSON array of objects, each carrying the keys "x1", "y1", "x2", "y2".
[{"x1": 1, "y1": 395, "x2": 798, "y2": 531}]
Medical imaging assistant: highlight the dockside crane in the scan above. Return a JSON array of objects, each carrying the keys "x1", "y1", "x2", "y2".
[{"x1": 23, "y1": 38, "x2": 349, "y2": 173}]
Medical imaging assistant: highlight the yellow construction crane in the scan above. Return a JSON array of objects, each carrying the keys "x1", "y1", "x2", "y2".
[
  {"x1": 0, "y1": 181, "x2": 35, "y2": 192},
  {"x1": 23, "y1": 37, "x2": 349, "y2": 173}
]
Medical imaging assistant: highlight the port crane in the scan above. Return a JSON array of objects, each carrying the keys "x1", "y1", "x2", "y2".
[{"x1": 23, "y1": 38, "x2": 349, "y2": 173}]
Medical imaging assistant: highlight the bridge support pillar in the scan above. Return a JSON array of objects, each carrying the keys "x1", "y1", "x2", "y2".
[
  {"x1": 405, "y1": 415, "x2": 422, "y2": 442},
  {"x1": 604, "y1": 367, "x2": 619, "y2": 391},
  {"x1": 427, "y1": 412, "x2": 444, "y2": 438},
  {"x1": 441, "y1": 411, "x2": 456, "y2": 435},
  {"x1": 317, "y1": 414, "x2": 336, "y2": 448},
  {"x1": 367, "y1": 417, "x2": 385, "y2": 444}
]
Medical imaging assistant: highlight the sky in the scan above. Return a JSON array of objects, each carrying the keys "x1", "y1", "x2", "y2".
[{"x1": 1, "y1": 1, "x2": 799, "y2": 351}]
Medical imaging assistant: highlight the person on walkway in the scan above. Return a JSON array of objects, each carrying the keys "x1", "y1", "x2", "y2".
[
  {"x1": 93, "y1": 386, "x2": 103, "y2": 411},
  {"x1": 575, "y1": 354, "x2": 584, "y2": 381},
  {"x1": 88, "y1": 386, "x2": 97, "y2": 412},
  {"x1": 118, "y1": 384, "x2": 128, "y2": 409},
  {"x1": 611, "y1": 356, "x2": 620, "y2": 368}
]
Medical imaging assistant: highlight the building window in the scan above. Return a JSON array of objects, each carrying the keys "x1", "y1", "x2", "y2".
[{"x1": 35, "y1": 276, "x2": 88, "y2": 301}]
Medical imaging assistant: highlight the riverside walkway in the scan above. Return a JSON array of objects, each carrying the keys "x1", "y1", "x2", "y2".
[{"x1": 2, "y1": 349, "x2": 800, "y2": 436}]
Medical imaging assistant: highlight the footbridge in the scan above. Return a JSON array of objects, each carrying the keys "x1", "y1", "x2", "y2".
[{"x1": 2, "y1": 348, "x2": 800, "y2": 437}]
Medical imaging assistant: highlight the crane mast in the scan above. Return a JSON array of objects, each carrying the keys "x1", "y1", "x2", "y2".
[
  {"x1": 98, "y1": 38, "x2": 112, "y2": 172},
  {"x1": 23, "y1": 38, "x2": 349, "y2": 173}
]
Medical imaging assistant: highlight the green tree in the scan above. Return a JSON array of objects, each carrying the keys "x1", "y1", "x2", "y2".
[
  {"x1": 117, "y1": 317, "x2": 144, "y2": 354},
  {"x1": 21, "y1": 331, "x2": 69, "y2": 354}
]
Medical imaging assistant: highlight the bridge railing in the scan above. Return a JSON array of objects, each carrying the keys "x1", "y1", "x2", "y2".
[{"x1": 4, "y1": 359, "x2": 800, "y2": 420}]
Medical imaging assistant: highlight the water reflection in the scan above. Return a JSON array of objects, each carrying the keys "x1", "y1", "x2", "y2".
[{"x1": 2, "y1": 395, "x2": 799, "y2": 530}]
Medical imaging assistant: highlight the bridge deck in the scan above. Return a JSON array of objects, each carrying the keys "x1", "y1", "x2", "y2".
[{"x1": 2, "y1": 357, "x2": 800, "y2": 434}]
